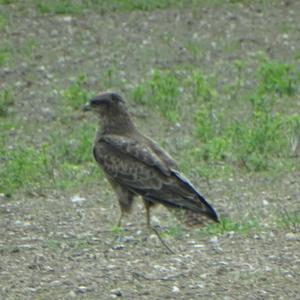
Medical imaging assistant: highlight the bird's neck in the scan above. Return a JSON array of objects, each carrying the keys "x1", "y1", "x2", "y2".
[{"x1": 98, "y1": 114, "x2": 137, "y2": 136}]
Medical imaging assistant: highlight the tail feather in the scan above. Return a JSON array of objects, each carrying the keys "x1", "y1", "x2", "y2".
[{"x1": 171, "y1": 170, "x2": 219, "y2": 223}]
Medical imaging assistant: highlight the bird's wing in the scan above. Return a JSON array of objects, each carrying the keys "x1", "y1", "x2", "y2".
[
  {"x1": 94, "y1": 134, "x2": 219, "y2": 223},
  {"x1": 97, "y1": 134, "x2": 173, "y2": 176},
  {"x1": 93, "y1": 134, "x2": 172, "y2": 189}
]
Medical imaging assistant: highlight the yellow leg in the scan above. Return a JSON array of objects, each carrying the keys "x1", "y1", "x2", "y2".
[
  {"x1": 117, "y1": 213, "x2": 123, "y2": 227},
  {"x1": 144, "y1": 201, "x2": 151, "y2": 229}
]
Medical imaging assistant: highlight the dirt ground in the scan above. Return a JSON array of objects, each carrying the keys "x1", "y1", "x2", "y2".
[{"x1": 1, "y1": 1, "x2": 300, "y2": 299}]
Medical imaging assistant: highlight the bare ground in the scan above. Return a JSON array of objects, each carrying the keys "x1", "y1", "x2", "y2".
[{"x1": 1, "y1": 1, "x2": 300, "y2": 299}]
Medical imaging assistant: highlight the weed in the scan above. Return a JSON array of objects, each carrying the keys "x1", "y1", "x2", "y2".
[
  {"x1": 0, "y1": 146, "x2": 54, "y2": 195},
  {"x1": 0, "y1": 88, "x2": 13, "y2": 117},
  {"x1": 191, "y1": 70, "x2": 218, "y2": 102},
  {"x1": 100, "y1": 67, "x2": 117, "y2": 90},
  {"x1": 111, "y1": 226, "x2": 124, "y2": 234},
  {"x1": 42, "y1": 239, "x2": 61, "y2": 252},
  {"x1": 186, "y1": 41, "x2": 203, "y2": 63},
  {"x1": 163, "y1": 225, "x2": 184, "y2": 239},
  {"x1": 20, "y1": 38, "x2": 37, "y2": 59},
  {"x1": 62, "y1": 75, "x2": 90, "y2": 109},
  {"x1": 0, "y1": 45, "x2": 10, "y2": 66},
  {"x1": 149, "y1": 70, "x2": 180, "y2": 122},
  {"x1": 0, "y1": 14, "x2": 7, "y2": 31},
  {"x1": 230, "y1": 94, "x2": 285, "y2": 171},
  {"x1": 33, "y1": 0, "x2": 186, "y2": 14},
  {"x1": 257, "y1": 58, "x2": 298, "y2": 96},
  {"x1": 34, "y1": 0, "x2": 81, "y2": 14},
  {"x1": 277, "y1": 210, "x2": 300, "y2": 232},
  {"x1": 191, "y1": 56, "x2": 300, "y2": 173},
  {"x1": 131, "y1": 84, "x2": 146, "y2": 104},
  {"x1": 132, "y1": 70, "x2": 180, "y2": 122},
  {"x1": 201, "y1": 217, "x2": 260, "y2": 236}
]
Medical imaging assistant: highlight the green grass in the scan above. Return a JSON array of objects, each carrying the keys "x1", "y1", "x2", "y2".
[
  {"x1": 201, "y1": 217, "x2": 261, "y2": 236},
  {"x1": 42, "y1": 239, "x2": 61, "y2": 252},
  {"x1": 0, "y1": 119, "x2": 100, "y2": 195},
  {"x1": 256, "y1": 57, "x2": 298, "y2": 96},
  {"x1": 2, "y1": 55, "x2": 299, "y2": 196},
  {"x1": 19, "y1": 37, "x2": 37, "y2": 59},
  {"x1": 163, "y1": 225, "x2": 184, "y2": 239},
  {"x1": 61, "y1": 74, "x2": 91, "y2": 110},
  {"x1": 0, "y1": 45, "x2": 11, "y2": 66},
  {"x1": 277, "y1": 210, "x2": 300, "y2": 232},
  {"x1": 1, "y1": 50, "x2": 299, "y2": 195},
  {"x1": 111, "y1": 226, "x2": 124, "y2": 234},
  {"x1": 0, "y1": 13, "x2": 7, "y2": 31},
  {"x1": 132, "y1": 69, "x2": 180, "y2": 122},
  {"x1": 0, "y1": 88, "x2": 13, "y2": 117},
  {"x1": 0, "y1": 146, "x2": 53, "y2": 196},
  {"x1": 189, "y1": 57, "x2": 300, "y2": 173},
  {"x1": 32, "y1": 0, "x2": 191, "y2": 14}
]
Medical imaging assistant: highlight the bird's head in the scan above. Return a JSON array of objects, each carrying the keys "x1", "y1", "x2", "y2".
[
  {"x1": 82, "y1": 92, "x2": 127, "y2": 116},
  {"x1": 83, "y1": 92, "x2": 136, "y2": 133}
]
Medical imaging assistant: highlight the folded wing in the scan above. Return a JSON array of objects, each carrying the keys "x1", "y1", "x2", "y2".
[{"x1": 93, "y1": 134, "x2": 219, "y2": 223}]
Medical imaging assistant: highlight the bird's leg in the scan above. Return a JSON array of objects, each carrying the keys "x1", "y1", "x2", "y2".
[
  {"x1": 144, "y1": 201, "x2": 151, "y2": 229},
  {"x1": 143, "y1": 199, "x2": 175, "y2": 254},
  {"x1": 117, "y1": 211, "x2": 124, "y2": 228}
]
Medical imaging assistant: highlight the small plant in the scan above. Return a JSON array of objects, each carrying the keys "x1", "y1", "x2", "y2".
[
  {"x1": 50, "y1": 121, "x2": 94, "y2": 165},
  {"x1": 0, "y1": 146, "x2": 54, "y2": 195},
  {"x1": 277, "y1": 210, "x2": 300, "y2": 232},
  {"x1": 101, "y1": 67, "x2": 117, "y2": 89},
  {"x1": 201, "y1": 217, "x2": 260, "y2": 236},
  {"x1": 149, "y1": 70, "x2": 180, "y2": 122},
  {"x1": 62, "y1": 74, "x2": 90, "y2": 109},
  {"x1": 131, "y1": 84, "x2": 146, "y2": 104},
  {"x1": 163, "y1": 225, "x2": 184, "y2": 239},
  {"x1": 34, "y1": 0, "x2": 81, "y2": 14},
  {"x1": 186, "y1": 41, "x2": 203, "y2": 63},
  {"x1": 0, "y1": 88, "x2": 13, "y2": 117},
  {"x1": 20, "y1": 38, "x2": 37, "y2": 59},
  {"x1": 111, "y1": 225, "x2": 124, "y2": 234},
  {"x1": 257, "y1": 58, "x2": 298, "y2": 96},
  {"x1": 0, "y1": 14, "x2": 7, "y2": 31},
  {"x1": 0, "y1": 45, "x2": 10, "y2": 66},
  {"x1": 191, "y1": 70, "x2": 218, "y2": 102},
  {"x1": 42, "y1": 239, "x2": 61, "y2": 252},
  {"x1": 131, "y1": 69, "x2": 180, "y2": 122},
  {"x1": 0, "y1": 0, "x2": 16, "y2": 3}
]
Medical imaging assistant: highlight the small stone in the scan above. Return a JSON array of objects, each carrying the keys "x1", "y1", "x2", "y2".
[
  {"x1": 68, "y1": 291, "x2": 76, "y2": 298},
  {"x1": 71, "y1": 195, "x2": 86, "y2": 204},
  {"x1": 112, "y1": 244, "x2": 124, "y2": 250},
  {"x1": 227, "y1": 231, "x2": 235, "y2": 238},
  {"x1": 78, "y1": 286, "x2": 88, "y2": 293},
  {"x1": 193, "y1": 244, "x2": 205, "y2": 248},
  {"x1": 262, "y1": 199, "x2": 269, "y2": 206},
  {"x1": 172, "y1": 286, "x2": 180, "y2": 293},
  {"x1": 62, "y1": 16, "x2": 72, "y2": 22},
  {"x1": 285, "y1": 232, "x2": 298, "y2": 241},
  {"x1": 111, "y1": 289, "x2": 122, "y2": 297},
  {"x1": 209, "y1": 236, "x2": 218, "y2": 244}
]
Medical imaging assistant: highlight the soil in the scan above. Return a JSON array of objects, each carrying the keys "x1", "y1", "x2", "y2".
[{"x1": 1, "y1": 1, "x2": 300, "y2": 299}]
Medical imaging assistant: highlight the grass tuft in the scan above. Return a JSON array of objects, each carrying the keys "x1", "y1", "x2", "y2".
[
  {"x1": 202, "y1": 217, "x2": 260, "y2": 236},
  {"x1": 0, "y1": 88, "x2": 13, "y2": 117},
  {"x1": 132, "y1": 69, "x2": 180, "y2": 122},
  {"x1": 61, "y1": 75, "x2": 90, "y2": 110}
]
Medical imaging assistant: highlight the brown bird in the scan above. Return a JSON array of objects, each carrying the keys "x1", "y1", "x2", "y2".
[{"x1": 83, "y1": 92, "x2": 219, "y2": 229}]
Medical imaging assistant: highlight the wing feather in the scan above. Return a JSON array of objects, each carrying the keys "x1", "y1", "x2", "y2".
[{"x1": 93, "y1": 134, "x2": 219, "y2": 222}]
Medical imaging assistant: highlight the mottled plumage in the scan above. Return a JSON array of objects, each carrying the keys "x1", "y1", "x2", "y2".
[{"x1": 83, "y1": 92, "x2": 219, "y2": 227}]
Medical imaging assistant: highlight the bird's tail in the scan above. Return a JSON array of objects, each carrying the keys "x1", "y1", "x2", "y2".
[
  {"x1": 169, "y1": 208, "x2": 218, "y2": 227},
  {"x1": 170, "y1": 170, "x2": 220, "y2": 226}
]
